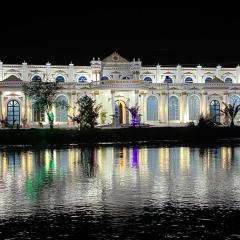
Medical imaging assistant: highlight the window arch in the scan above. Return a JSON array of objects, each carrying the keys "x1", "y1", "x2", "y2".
[
  {"x1": 185, "y1": 77, "x2": 193, "y2": 84},
  {"x1": 230, "y1": 94, "x2": 240, "y2": 106},
  {"x1": 55, "y1": 96, "x2": 68, "y2": 122},
  {"x1": 32, "y1": 75, "x2": 42, "y2": 81},
  {"x1": 79, "y1": 76, "x2": 87, "y2": 82},
  {"x1": 164, "y1": 76, "x2": 173, "y2": 84},
  {"x1": 225, "y1": 77, "x2": 233, "y2": 84},
  {"x1": 32, "y1": 103, "x2": 45, "y2": 122},
  {"x1": 230, "y1": 95, "x2": 240, "y2": 120},
  {"x1": 144, "y1": 77, "x2": 152, "y2": 82},
  {"x1": 122, "y1": 76, "x2": 130, "y2": 80},
  {"x1": 210, "y1": 100, "x2": 220, "y2": 123},
  {"x1": 56, "y1": 76, "x2": 65, "y2": 83},
  {"x1": 189, "y1": 95, "x2": 200, "y2": 121},
  {"x1": 169, "y1": 96, "x2": 179, "y2": 120},
  {"x1": 101, "y1": 76, "x2": 109, "y2": 81},
  {"x1": 205, "y1": 77, "x2": 212, "y2": 83},
  {"x1": 7, "y1": 100, "x2": 20, "y2": 125},
  {"x1": 147, "y1": 96, "x2": 158, "y2": 121}
]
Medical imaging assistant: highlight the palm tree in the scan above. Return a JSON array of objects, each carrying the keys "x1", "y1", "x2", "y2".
[{"x1": 220, "y1": 101, "x2": 240, "y2": 127}]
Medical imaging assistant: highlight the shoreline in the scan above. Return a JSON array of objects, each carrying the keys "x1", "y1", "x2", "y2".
[{"x1": 1, "y1": 127, "x2": 240, "y2": 147}]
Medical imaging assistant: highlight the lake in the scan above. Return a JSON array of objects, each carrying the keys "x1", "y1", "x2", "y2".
[{"x1": 1, "y1": 144, "x2": 240, "y2": 239}]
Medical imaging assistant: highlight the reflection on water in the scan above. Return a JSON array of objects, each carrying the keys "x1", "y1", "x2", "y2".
[{"x1": 1, "y1": 145, "x2": 240, "y2": 239}]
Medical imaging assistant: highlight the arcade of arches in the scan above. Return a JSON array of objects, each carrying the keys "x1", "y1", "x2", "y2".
[{"x1": 1, "y1": 53, "x2": 240, "y2": 126}]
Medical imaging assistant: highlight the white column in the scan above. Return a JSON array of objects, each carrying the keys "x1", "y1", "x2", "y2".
[
  {"x1": 142, "y1": 94, "x2": 147, "y2": 123},
  {"x1": 202, "y1": 92, "x2": 208, "y2": 115},
  {"x1": 176, "y1": 64, "x2": 181, "y2": 83},
  {"x1": 160, "y1": 93, "x2": 166, "y2": 123},
  {"x1": 180, "y1": 93, "x2": 187, "y2": 122},
  {"x1": 69, "y1": 63, "x2": 74, "y2": 82},
  {"x1": 0, "y1": 93, "x2": 2, "y2": 118},
  {"x1": 216, "y1": 65, "x2": 222, "y2": 78},
  {"x1": 46, "y1": 62, "x2": 51, "y2": 81},
  {"x1": 223, "y1": 92, "x2": 229, "y2": 104},
  {"x1": 0, "y1": 61, "x2": 3, "y2": 81},
  {"x1": 111, "y1": 90, "x2": 115, "y2": 115},
  {"x1": 236, "y1": 65, "x2": 240, "y2": 83},
  {"x1": 97, "y1": 71, "x2": 101, "y2": 81},
  {"x1": 197, "y1": 65, "x2": 202, "y2": 83},
  {"x1": 156, "y1": 64, "x2": 161, "y2": 83},
  {"x1": 22, "y1": 61, "x2": 28, "y2": 81},
  {"x1": 135, "y1": 90, "x2": 139, "y2": 106}
]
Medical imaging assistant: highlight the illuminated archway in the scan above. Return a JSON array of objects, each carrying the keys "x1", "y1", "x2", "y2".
[{"x1": 115, "y1": 100, "x2": 128, "y2": 125}]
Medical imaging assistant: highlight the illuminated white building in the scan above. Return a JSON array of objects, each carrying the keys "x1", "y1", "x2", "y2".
[{"x1": 1, "y1": 52, "x2": 240, "y2": 127}]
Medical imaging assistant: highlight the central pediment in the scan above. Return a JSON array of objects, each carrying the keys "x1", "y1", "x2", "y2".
[{"x1": 102, "y1": 52, "x2": 129, "y2": 64}]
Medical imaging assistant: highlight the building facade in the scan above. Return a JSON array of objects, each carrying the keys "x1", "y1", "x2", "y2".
[{"x1": 1, "y1": 52, "x2": 240, "y2": 127}]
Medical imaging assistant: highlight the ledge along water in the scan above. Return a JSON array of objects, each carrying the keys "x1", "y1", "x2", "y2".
[{"x1": 1, "y1": 126, "x2": 240, "y2": 145}]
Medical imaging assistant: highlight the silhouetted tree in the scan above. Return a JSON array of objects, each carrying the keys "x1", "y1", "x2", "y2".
[
  {"x1": 220, "y1": 102, "x2": 240, "y2": 127},
  {"x1": 23, "y1": 81, "x2": 63, "y2": 129},
  {"x1": 69, "y1": 95, "x2": 101, "y2": 129}
]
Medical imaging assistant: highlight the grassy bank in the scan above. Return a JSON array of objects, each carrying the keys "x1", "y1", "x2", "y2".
[{"x1": 1, "y1": 126, "x2": 240, "y2": 145}]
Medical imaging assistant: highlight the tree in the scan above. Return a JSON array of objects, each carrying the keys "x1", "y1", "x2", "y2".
[
  {"x1": 220, "y1": 101, "x2": 240, "y2": 127},
  {"x1": 127, "y1": 105, "x2": 141, "y2": 128},
  {"x1": 69, "y1": 95, "x2": 101, "y2": 129},
  {"x1": 23, "y1": 81, "x2": 63, "y2": 129}
]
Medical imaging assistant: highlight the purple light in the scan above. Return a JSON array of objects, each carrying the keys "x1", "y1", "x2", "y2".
[{"x1": 132, "y1": 147, "x2": 139, "y2": 169}]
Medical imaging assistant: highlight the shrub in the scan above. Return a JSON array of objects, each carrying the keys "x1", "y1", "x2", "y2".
[{"x1": 197, "y1": 114, "x2": 216, "y2": 128}]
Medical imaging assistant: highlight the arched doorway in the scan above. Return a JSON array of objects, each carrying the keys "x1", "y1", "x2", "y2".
[
  {"x1": 115, "y1": 100, "x2": 128, "y2": 125},
  {"x1": 210, "y1": 100, "x2": 220, "y2": 123},
  {"x1": 7, "y1": 100, "x2": 20, "y2": 125}
]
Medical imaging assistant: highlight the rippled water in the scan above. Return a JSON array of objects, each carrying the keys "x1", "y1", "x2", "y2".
[{"x1": 1, "y1": 145, "x2": 240, "y2": 239}]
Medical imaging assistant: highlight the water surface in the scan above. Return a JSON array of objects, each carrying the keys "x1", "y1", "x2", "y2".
[{"x1": 1, "y1": 145, "x2": 240, "y2": 239}]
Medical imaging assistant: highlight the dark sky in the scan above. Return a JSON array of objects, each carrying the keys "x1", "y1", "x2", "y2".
[{"x1": 1, "y1": 4, "x2": 240, "y2": 66}]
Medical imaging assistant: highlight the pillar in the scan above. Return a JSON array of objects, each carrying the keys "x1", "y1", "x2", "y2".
[
  {"x1": 236, "y1": 65, "x2": 240, "y2": 83},
  {"x1": 0, "y1": 61, "x2": 3, "y2": 81},
  {"x1": 160, "y1": 93, "x2": 167, "y2": 123},
  {"x1": 69, "y1": 63, "x2": 74, "y2": 82},
  {"x1": 135, "y1": 90, "x2": 139, "y2": 106},
  {"x1": 216, "y1": 65, "x2": 222, "y2": 78},
  {"x1": 0, "y1": 92, "x2": 2, "y2": 118},
  {"x1": 176, "y1": 64, "x2": 181, "y2": 83},
  {"x1": 181, "y1": 92, "x2": 188, "y2": 123},
  {"x1": 156, "y1": 64, "x2": 161, "y2": 83},
  {"x1": 197, "y1": 65, "x2": 202, "y2": 83},
  {"x1": 202, "y1": 92, "x2": 208, "y2": 115},
  {"x1": 46, "y1": 62, "x2": 51, "y2": 81},
  {"x1": 22, "y1": 61, "x2": 28, "y2": 81}
]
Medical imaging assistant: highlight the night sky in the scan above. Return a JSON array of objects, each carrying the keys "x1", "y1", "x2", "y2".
[{"x1": 1, "y1": 4, "x2": 240, "y2": 67}]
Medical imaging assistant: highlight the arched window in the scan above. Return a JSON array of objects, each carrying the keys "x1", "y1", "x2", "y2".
[
  {"x1": 32, "y1": 75, "x2": 42, "y2": 81},
  {"x1": 185, "y1": 77, "x2": 193, "y2": 84},
  {"x1": 56, "y1": 76, "x2": 65, "y2": 83},
  {"x1": 147, "y1": 96, "x2": 158, "y2": 121},
  {"x1": 189, "y1": 95, "x2": 200, "y2": 121},
  {"x1": 169, "y1": 96, "x2": 179, "y2": 120},
  {"x1": 144, "y1": 77, "x2": 152, "y2": 82},
  {"x1": 225, "y1": 77, "x2": 233, "y2": 84},
  {"x1": 230, "y1": 95, "x2": 240, "y2": 106},
  {"x1": 101, "y1": 76, "x2": 109, "y2": 81},
  {"x1": 55, "y1": 96, "x2": 68, "y2": 122},
  {"x1": 79, "y1": 76, "x2": 87, "y2": 82},
  {"x1": 210, "y1": 100, "x2": 220, "y2": 123},
  {"x1": 7, "y1": 100, "x2": 20, "y2": 125},
  {"x1": 32, "y1": 103, "x2": 45, "y2": 122},
  {"x1": 164, "y1": 76, "x2": 173, "y2": 84},
  {"x1": 122, "y1": 76, "x2": 130, "y2": 80},
  {"x1": 205, "y1": 77, "x2": 212, "y2": 83}
]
